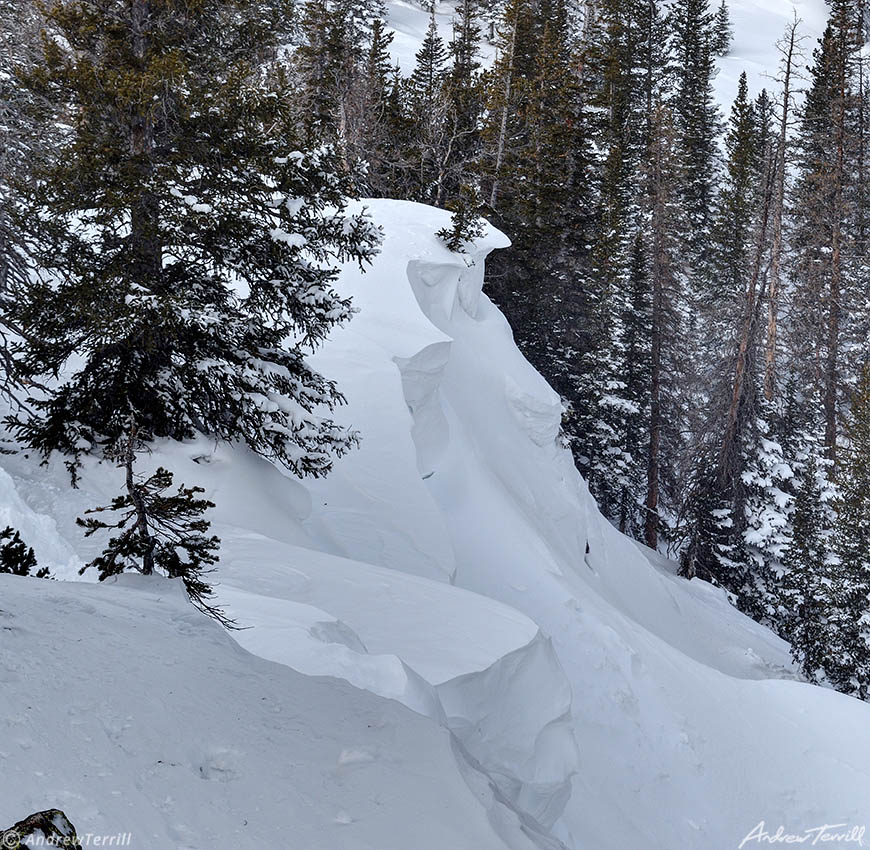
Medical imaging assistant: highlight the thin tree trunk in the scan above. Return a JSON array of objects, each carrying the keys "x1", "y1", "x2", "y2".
[
  {"x1": 718, "y1": 140, "x2": 777, "y2": 490},
  {"x1": 130, "y1": 0, "x2": 161, "y2": 283},
  {"x1": 764, "y1": 19, "x2": 798, "y2": 402},
  {"x1": 645, "y1": 253, "x2": 663, "y2": 550},
  {"x1": 644, "y1": 107, "x2": 669, "y2": 550},
  {"x1": 124, "y1": 422, "x2": 154, "y2": 575},
  {"x1": 489, "y1": 11, "x2": 517, "y2": 209},
  {"x1": 825, "y1": 33, "x2": 848, "y2": 461}
]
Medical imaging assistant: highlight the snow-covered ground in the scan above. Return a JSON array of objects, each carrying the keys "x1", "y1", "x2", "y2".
[
  {"x1": 383, "y1": 0, "x2": 829, "y2": 114},
  {"x1": 714, "y1": 0, "x2": 828, "y2": 109},
  {"x1": 384, "y1": 0, "x2": 496, "y2": 73},
  {"x1": 3, "y1": 198, "x2": 870, "y2": 849}
]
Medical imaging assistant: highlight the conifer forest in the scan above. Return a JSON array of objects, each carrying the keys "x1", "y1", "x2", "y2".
[{"x1": 2, "y1": 0, "x2": 870, "y2": 708}]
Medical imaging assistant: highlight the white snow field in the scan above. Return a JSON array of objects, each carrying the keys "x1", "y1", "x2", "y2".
[
  {"x1": 3, "y1": 198, "x2": 870, "y2": 850},
  {"x1": 713, "y1": 0, "x2": 829, "y2": 109}
]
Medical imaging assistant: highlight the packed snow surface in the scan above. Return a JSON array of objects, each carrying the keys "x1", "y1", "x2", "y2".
[
  {"x1": 4, "y1": 197, "x2": 870, "y2": 850},
  {"x1": 0, "y1": 574, "x2": 525, "y2": 850}
]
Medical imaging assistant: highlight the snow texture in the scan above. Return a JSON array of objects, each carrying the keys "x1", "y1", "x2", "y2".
[{"x1": 2, "y1": 194, "x2": 870, "y2": 850}]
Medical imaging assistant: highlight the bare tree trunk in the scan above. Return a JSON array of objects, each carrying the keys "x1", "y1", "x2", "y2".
[
  {"x1": 825, "y1": 32, "x2": 849, "y2": 461},
  {"x1": 645, "y1": 255, "x2": 663, "y2": 550},
  {"x1": 644, "y1": 106, "x2": 672, "y2": 550},
  {"x1": 488, "y1": 12, "x2": 517, "y2": 209},
  {"x1": 826, "y1": 218, "x2": 842, "y2": 460},
  {"x1": 718, "y1": 141, "x2": 777, "y2": 490},
  {"x1": 858, "y1": 0, "x2": 867, "y2": 250},
  {"x1": 764, "y1": 18, "x2": 799, "y2": 401},
  {"x1": 124, "y1": 422, "x2": 155, "y2": 575}
]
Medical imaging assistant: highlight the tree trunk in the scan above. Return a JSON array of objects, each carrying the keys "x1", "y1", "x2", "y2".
[
  {"x1": 825, "y1": 33, "x2": 848, "y2": 462},
  {"x1": 125, "y1": 423, "x2": 154, "y2": 575},
  {"x1": 764, "y1": 19, "x2": 797, "y2": 402},
  {"x1": 718, "y1": 138, "x2": 777, "y2": 490},
  {"x1": 488, "y1": 11, "x2": 517, "y2": 209},
  {"x1": 130, "y1": 0, "x2": 161, "y2": 284},
  {"x1": 644, "y1": 106, "x2": 669, "y2": 550}
]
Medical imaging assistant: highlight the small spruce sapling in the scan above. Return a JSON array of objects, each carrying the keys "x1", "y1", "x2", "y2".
[
  {"x1": 713, "y1": 0, "x2": 733, "y2": 56},
  {"x1": 437, "y1": 185, "x2": 486, "y2": 253},
  {"x1": 77, "y1": 423, "x2": 229, "y2": 626},
  {"x1": 0, "y1": 526, "x2": 49, "y2": 577}
]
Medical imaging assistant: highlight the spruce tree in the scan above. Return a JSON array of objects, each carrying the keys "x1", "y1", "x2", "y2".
[
  {"x1": 670, "y1": 0, "x2": 720, "y2": 279},
  {"x1": 781, "y1": 452, "x2": 836, "y2": 682},
  {"x1": 15, "y1": 0, "x2": 380, "y2": 482},
  {"x1": 77, "y1": 424, "x2": 226, "y2": 624},
  {"x1": 580, "y1": 0, "x2": 683, "y2": 545},
  {"x1": 407, "y1": 11, "x2": 449, "y2": 203},
  {"x1": 438, "y1": 0, "x2": 484, "y2": 207},
  {"x1": 830, "y1": 364, "x2": 870, "y2": 697},
  {"x1": 437, "y1": 185, "x2": 486, "y2": 251},
  {"x1": 712, "y1": 0, "x2": 733, "y2": 56},
  {"x1": 0, "y1": 527, "x2": 49, "y2": 578},
  {"x1": 788, "y1": 6, "x2": 864, "y2": 462},
  {"x1": 294, "y1": 0, "x2": 387, "y2": 162},
  {"x1": 357, "y1": 17, "x2": 400, "y2": 194},
  {"x1": 0, "y1": 0, "x2": 54, "y2": 401},
  {"x1": 711, "y1": 73, "x2": 760, "y2": 307}
]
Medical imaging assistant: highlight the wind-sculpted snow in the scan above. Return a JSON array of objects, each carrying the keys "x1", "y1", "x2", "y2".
[
  {"x1": 438, "y1": 634, "x2": 578, "y2": 832},
  {"x1": 326, "y1": 200, "x2": 870, "y2": 850},
  {"x1": 0, "y1": 574, "x2": 523, "y2": 849},
  {"x1": 5, "y1": 198, "x2": 870, "y2": 849},
  {"x1": 393, "y1": 340, "x2": 452, "y2": 475}
]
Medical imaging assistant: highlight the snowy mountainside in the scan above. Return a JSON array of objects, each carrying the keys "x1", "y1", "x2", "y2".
[
  {"x1": 383, "y1": 0, "x2": 829, "y2": 110},
  {"x1": 714, "y1": 0, "x2": 828, "y2": 106},
  {"x1": 2, "y1": 199, "x2": 870, "y2": 850}
]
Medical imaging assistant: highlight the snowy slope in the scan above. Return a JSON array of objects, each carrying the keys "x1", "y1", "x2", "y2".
[
  {"x1": 3, "y1": 197, "x2": 870, "y2": 850},
  {"x1": 714, "y1": 0, "x2": 829, "y2": 109},
  {"x1": 0, "y1": 573, "x2": 533, "y2": 850},
  {"x1": 307, "y1": 199, "x2": 870, "y2": 850},
  {"x1": 382, "y1": 0, "x2": 830, "y2": 112}
]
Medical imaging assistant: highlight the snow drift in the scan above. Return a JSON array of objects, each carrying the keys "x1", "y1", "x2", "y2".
[{"x1": 3, "y1": 198, "x2": 870, "y2": 850}]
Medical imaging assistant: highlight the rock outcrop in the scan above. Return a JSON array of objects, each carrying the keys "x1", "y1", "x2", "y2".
[{"x1": 1, "y1": 810, "x2": 82, "y2": 849}]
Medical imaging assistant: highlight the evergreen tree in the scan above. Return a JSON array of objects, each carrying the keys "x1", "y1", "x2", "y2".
[
  {"x1": 294, "y1": 0, "x2": 387, "y2": 162},
  {"x1": 481, "y1": 0, "x2": 537, "y2": 212},
  {"x1": 780, "y1": 452, "x2": 836, "y2": 682},
  {"x1": 712, "y1": 0, "x2": 733, "y2": 56},
  {"x1": 579, "y1": 0, "x2": 683, "y2": 545},
  {"x1": 77, "y1": 424, "x2": 226, "y2": 624},
  {"x1": 0, "y1": 0, "x2": 39, "y2": 293},
  {"x1": 357, "y1": 17, "x2": 401, "y2": 193},
  {"x1": 788, "y1": 5, "x2": 864, "y2": 461},
  {"x1": 15, "y1": 0, "x2": 380, "y2": 483},
  {"x1": 711, "y1": 73, "x2": 761, "y2": 307},
  {"x1": 438, "y1": 0, "x2": 484, "y2": 206},
  {"x1": 736, "y1": 414, "x2": 793, "y2": 618},
  {"x1": 0, "y1": 527, "x2": 49, "y2": 578},
  {"x1": 437, "y1": 184, "x2": 486, "y2": 251},
  {"x1": 670, "y1": 0, "x2": 720, "y2": 278},
  {"x1": 407, "y1": 11, "x2": 449, "y2": 202},
  {"x1": 409, "y1": 12, "x2": 449, "y2": 112},
  {"x1": 829, "y1": 364, "x2": 870, "y2": 697},
  {"x1": 0, "y1": 0, "x2": 54, "y2": 400}
]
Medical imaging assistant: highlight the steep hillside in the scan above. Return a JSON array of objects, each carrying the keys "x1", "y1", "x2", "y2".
[{"x1": 3, "y1": 199, "x2": 870, "y2": 850}]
